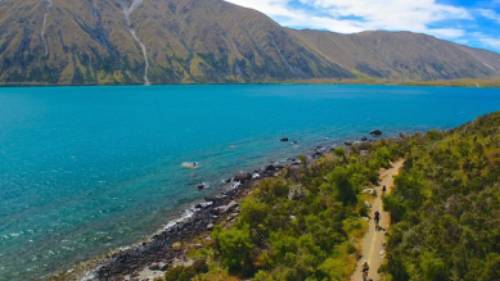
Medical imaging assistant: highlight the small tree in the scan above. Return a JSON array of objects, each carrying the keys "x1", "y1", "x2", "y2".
[
  {"x1": 479, "y1": 254, "x2": 500, "y2": 281},
  {"x1": 387, "y1": 254, "x2": 409, "y2": 281},
  {"x1": 420, "y1": 252, "x2": 448, "y2": 281},
  {"x1": 213, "y1": 226, "x2": 255, "y2": 276},
  {"x1": 328, "y1": 166, "x2": 357, "y2": 206}
]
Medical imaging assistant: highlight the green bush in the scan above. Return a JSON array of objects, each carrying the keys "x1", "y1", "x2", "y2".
[
  {"x1": 328, "y1": 167, "x2": 357, "y2": 206},
  {"x1": 420, "y1": 252, "x2": 448, "y2": 281},
  {"x1": 479, "y1": 254, "x2": 500, "y2": 281},
  {"x1": 383, "y1": 194, "x2": 406, "y2": 223},
  {"x1": 213, "y1": 225, "x2": 255, "y2": 276},
  {"x1": 384, "y1": 112, "x2": 500, "y2": 281},
  {"x1": 164, "y1": 259, "x2": 208, "y2": 281}
]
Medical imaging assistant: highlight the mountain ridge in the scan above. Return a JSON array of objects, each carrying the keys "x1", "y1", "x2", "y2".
[
  {"x1": 0, "y1": 0, "x2": 499, "y2": 85},
  {"x1": 290, "y1": 29, "x2": 500, "y2": 81}
]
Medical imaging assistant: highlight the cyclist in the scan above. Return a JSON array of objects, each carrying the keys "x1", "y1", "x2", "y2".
[
  {"x1": 362, "y1": 261, "x2": 370, "y2": 281},
  {"x1": 374, "y1": 210, "x2": 381, "y2": 230}
]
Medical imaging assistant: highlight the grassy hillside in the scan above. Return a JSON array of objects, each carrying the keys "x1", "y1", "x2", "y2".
[
  {"x1": 291, "y1": 30, "x2": 500, "y2": 81},
  {"x1": 0, "y1": 0, "x2": 351, "y2": 85},
  {"x1": 1, "y1": 0, "x2": 499, "y2": 85},
  {"x1": 383, "y1": 113, "x2": 499, "y2": 281}
]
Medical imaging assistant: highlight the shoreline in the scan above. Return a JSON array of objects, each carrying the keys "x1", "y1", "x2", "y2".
[
  {"x1": 49, "y1": 137, "x2": 372, "y2": 281},
  {"x1": 2, "y1": 78, "x2": 500, "y2": 88}
]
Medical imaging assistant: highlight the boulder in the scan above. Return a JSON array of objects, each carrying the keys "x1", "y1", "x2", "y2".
[
  {"x1": 287, "y1": 165, "x2": 302, "y2": 181},
  {"x1": 280, "y1": 137, "x2": 289, "y2": 142},
  {"x1": 204, "y1": 196, "x2": 224, "y2": 203},
  {"x1": 370, "y1": 129, "x2": 383, "y2": 137},
  {"x1": 215, "y1": 201, "x2": 239, "y2": 214},
  {"x1": 149, "y1": 263, "x2": 161, "y2": 271},
  {"x1": 171, "y1": 242, "x2": 182, "y2": 251},
  {"x1": 197, "y1": 183, "x2": 208, "y2": 191},
  {"x1": 195, "y1": 202, "x2": 213, "y2": 209},
  {"x1": 231, "y1": 181, "x2": 242, "y2": 190},
  {"x1": 234, "y1": 172, "x2": 252, "y2": 182},
  {"x1": 288, "y1": 184, "x2": 306, "y2": 200},
  {"x1": 181, "y1": 162, "x2": 199, "y2": 169},
  {"x1": 311, "y1": 152, "x2": 322, "y2": 159},
  {"x1": 263, "y1": 165, "x2": 277, "y2": 175}
]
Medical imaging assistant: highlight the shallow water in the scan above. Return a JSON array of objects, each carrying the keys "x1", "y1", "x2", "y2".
[{"x1": 0, "y1": 84, "x2": 499, "y2": 280}]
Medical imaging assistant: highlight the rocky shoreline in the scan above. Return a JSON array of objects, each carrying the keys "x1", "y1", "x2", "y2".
[{"x1": 76, "y1": 134, "x2": 384, "y2": 281}]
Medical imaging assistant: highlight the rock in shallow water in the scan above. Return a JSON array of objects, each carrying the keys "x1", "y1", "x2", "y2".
[
  {"x1": 196, "y1": 183, "x2": 209, "y2": 191},
  {"x1": 181, "y1": 162, "x2": 199, "y2": 169}
]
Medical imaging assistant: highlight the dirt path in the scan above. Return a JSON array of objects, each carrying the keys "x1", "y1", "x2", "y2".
[{"x1": 350, "y1": 159, "x2": 404, "y2": 281}]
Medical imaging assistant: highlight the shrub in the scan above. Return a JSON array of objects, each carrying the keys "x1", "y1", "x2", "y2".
[
  {"x1": 164, "y1": 259, "x2": 208, "y2": 281},
  {"x1": 479, "y1": 253, "x2": 500, "y2": 281},
  {"x1": 213, "y1": 225, "x2": 255, "y2": 276},
  {"x1": 420, "y1": 252, "x2": 448, "y2": 281}
]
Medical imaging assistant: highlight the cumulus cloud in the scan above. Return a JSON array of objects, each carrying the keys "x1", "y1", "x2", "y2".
[
  {"x1": 476, "y1": 8, "x2": 500, "y2": 24},
  {"x1": 428, "y1": 28, "x2": 466, "y2": 39},
  {"x1": 299, "y1": 0, "x2": 470, "y2": 31},
  {"x1": 474, "y1": 33, "x2": 500, "y2": 50},
  {"x1": 225, "y1": 0, "x2": 470, "y2": 37},
  {"x1": 225, "y1": 0, "x2": 500, "y2": 51}
]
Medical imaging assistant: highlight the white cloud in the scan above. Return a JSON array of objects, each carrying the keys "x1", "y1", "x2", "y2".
[
  {"x1": 225, "y1": 0, "x2": 294, "y2": 18},
  {"x1": 476, "y1": 8, "x2": 500, "y2": 24},
  {"x1": 475, "y1": 34, "x2": 500, "y2": 50},
  {"x1": 427, "y1": 28, "x2": 466, "y2": 39},
  {"x1": 226, "y1": 0, "x2": 365, "y2": 32},
  {"x1": 225, "y1": 0, "x2": 470, "y2": 38},
  {"x1": 300, "y1": 0, "x2": 470, "y2": 31}
]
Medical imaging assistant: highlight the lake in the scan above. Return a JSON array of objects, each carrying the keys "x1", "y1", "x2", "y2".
[{"x1": 0, "y1": 84, "x2": 499, "y2": 280}]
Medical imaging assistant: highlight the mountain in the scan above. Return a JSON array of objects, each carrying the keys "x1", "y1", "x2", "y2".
[
  {"x1": 0, "y1": 0, "x2": 351, "y2": 85},
  {"x1": 290, "y1": 29, "x2": 500, "y2": 81},
  {"x1": 0, "y1": 0, "x2": 499, "y2": 85}
]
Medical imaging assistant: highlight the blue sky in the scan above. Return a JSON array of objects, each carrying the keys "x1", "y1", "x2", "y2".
[{"x1": 225, "y1": 0, "x2": 500, "y2": 53}]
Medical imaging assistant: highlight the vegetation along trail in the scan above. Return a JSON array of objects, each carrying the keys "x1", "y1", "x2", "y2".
[{"x1": 351, "y1": 159, "x2": 405, "y2": 281}]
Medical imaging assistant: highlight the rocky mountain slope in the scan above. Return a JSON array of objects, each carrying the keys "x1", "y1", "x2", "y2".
[
  {"x1": 0, "y1": 0, "x2": 499, "y2": 85},
  {"x1": 291, "y1": 30, "x2": 500, "y2": 81}
]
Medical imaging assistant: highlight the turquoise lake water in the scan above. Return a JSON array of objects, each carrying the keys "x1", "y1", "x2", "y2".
[{"x1": 0, "y1": 84, "x2": 499, "y2": 280}]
